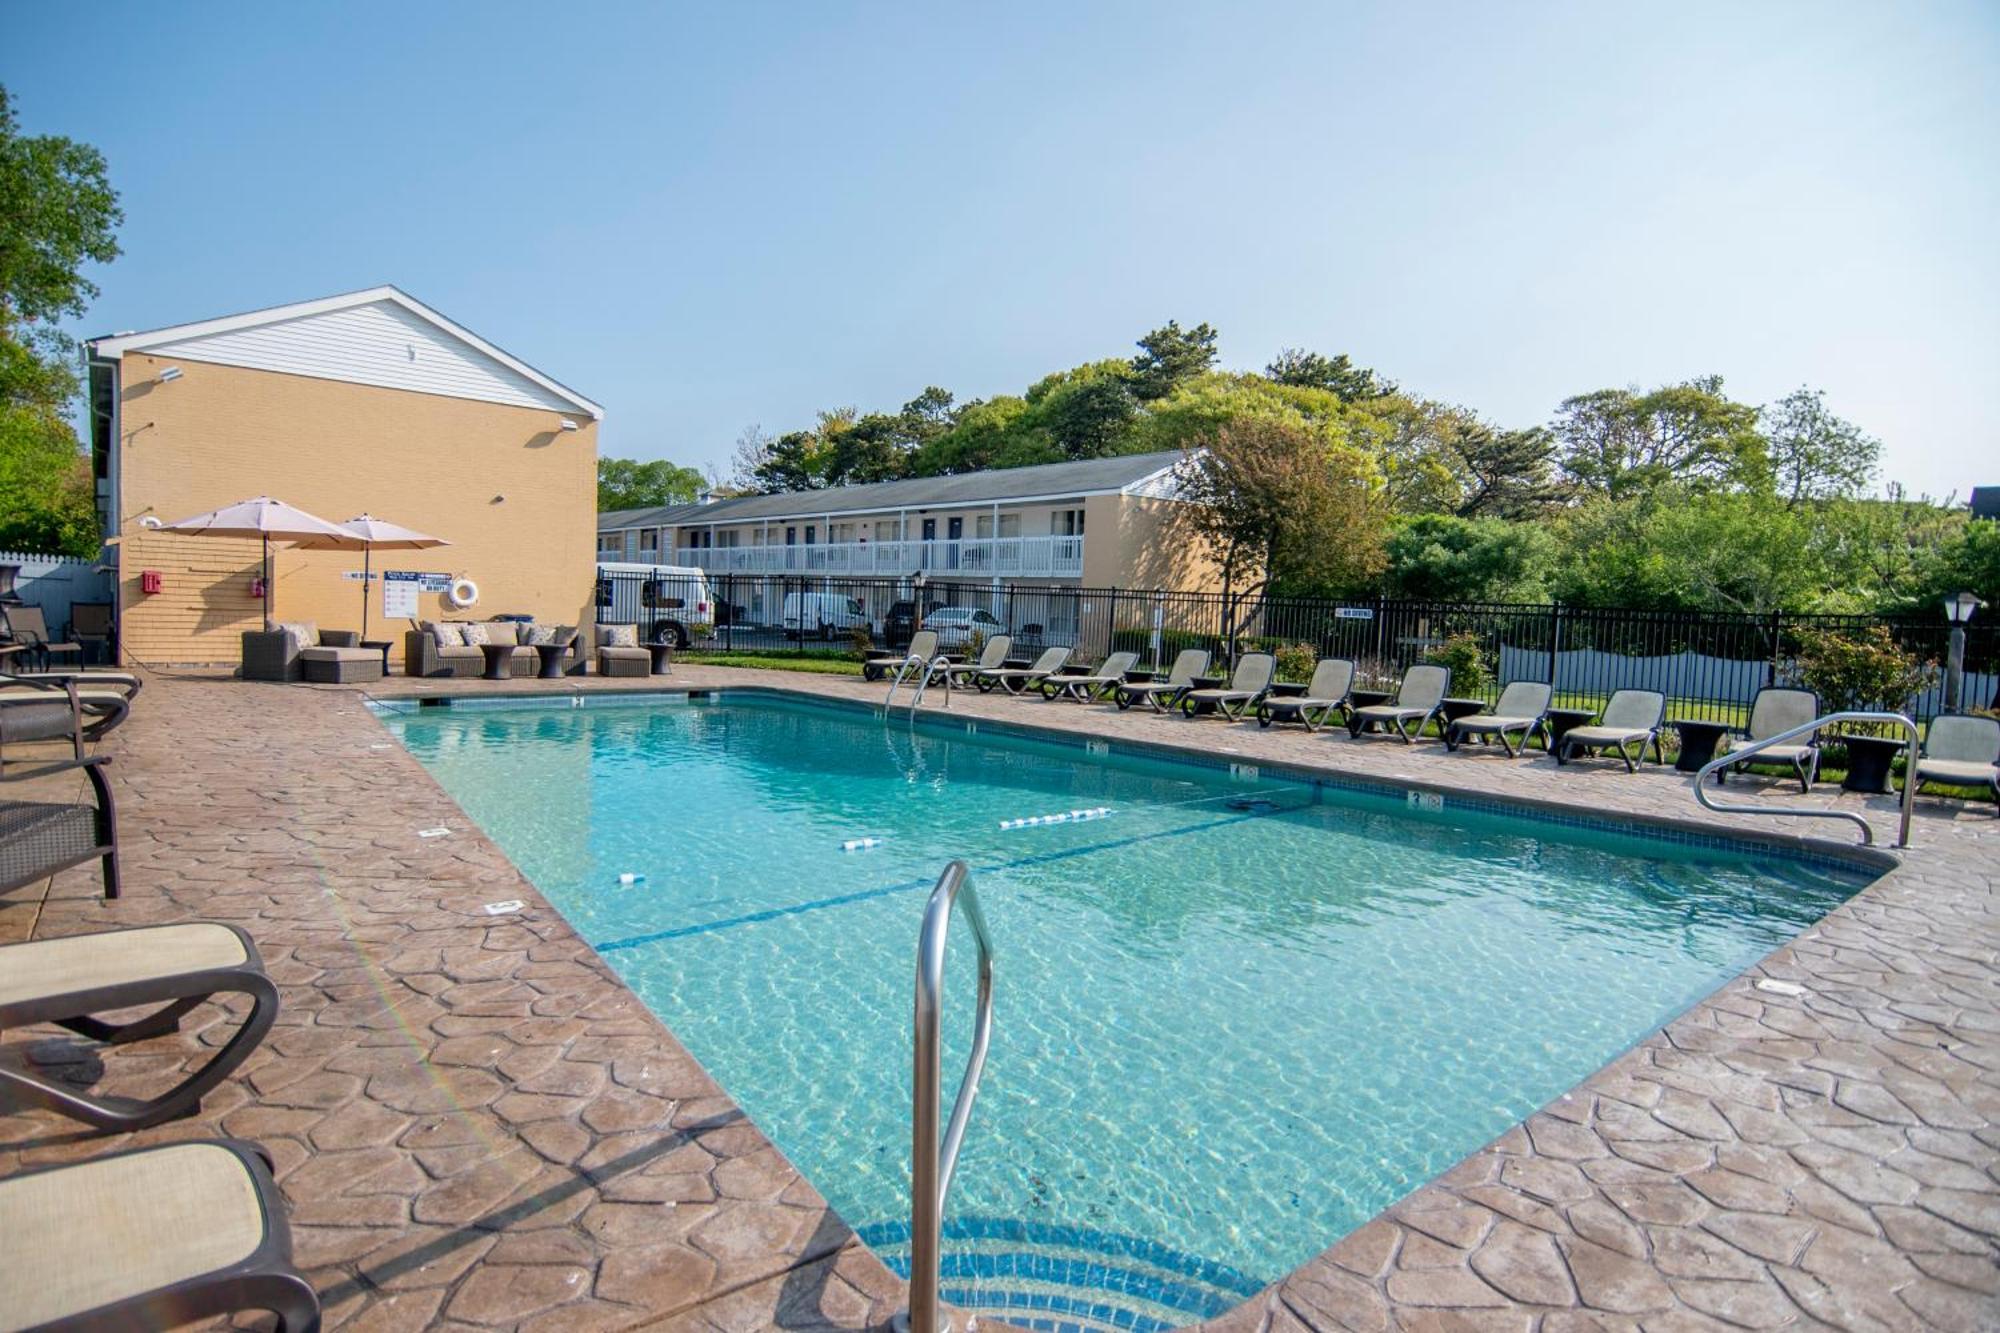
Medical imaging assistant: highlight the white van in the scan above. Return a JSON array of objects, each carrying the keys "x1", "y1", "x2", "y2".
[
  {"x1": 595, "y1": 563, "x2": 713, "y2": 649},
  {"x1": 782, "y1": 591, "x2": 871, "y2": 640}
]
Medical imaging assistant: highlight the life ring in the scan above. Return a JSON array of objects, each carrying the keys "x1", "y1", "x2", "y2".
[{"x1": 445, "y1": 578, "x2": 480, "y2": 610}]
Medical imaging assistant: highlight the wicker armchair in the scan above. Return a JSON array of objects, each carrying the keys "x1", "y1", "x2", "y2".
[{"x1": 0, "y1": 678, "x2": 119, "y2": 899}]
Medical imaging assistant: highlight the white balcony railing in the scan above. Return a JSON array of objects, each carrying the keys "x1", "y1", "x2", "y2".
[{"x1": 678, "y1": 536, "x2": 1084, "y2": 578}]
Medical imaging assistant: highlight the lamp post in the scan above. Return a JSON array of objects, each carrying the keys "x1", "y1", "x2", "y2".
[{"x1": 1943, "y1": 591, "x2": 1984, "y2": 713}]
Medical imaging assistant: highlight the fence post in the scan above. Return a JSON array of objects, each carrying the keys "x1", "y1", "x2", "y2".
[
  {"x1": 1768, "y1": 610, "x2": 1782, "y2": 687},
  {"x1": 1548, "y1": 602, "x2": 1563, "y2": 696}
]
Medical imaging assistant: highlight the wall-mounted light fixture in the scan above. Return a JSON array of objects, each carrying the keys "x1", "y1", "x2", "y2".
[
  {"x1": 558, "y1": 418, "x2": 579, "y2": 432},
  {"x1": 157, "y1": 366, "x2": 184, "y2": 383}
]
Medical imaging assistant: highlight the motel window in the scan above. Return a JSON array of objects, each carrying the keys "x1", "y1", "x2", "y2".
[
  {"x1": 639, "y1": 528, "x2": 659, "y2": 555},
  {"x1": 716, "y1": 530, "x2": 739, "y2": 548},
  {"x1": 1052, "y1": 509, "x2": 1085, "y2": 537},
  {"x1": 598, "y1": 533, "x2": 625, "y2": 560},
  {"x1": 975, "y1": 514, "x2": 1022, "y2": 539},
  {"x1": 875, "y1": 519, "x2": 903, "y2": 541},
  {"x1": 830, "y1": 522, "x2": 857, "y2": 543}
]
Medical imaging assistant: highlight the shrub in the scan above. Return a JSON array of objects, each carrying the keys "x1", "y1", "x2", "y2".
[
  {"x1": 1274, "y1": 641, "x2": 1317, "y2": 683},
  {"x1": 1423, "y1": 632, "x2": 1490, "y2": 694},
  {"x1": 1109, "y1": 626, "x2": 1215, "y2": 660},
  {"x1": 1794, "y1": 626, "x2": 1934, "y2": 726},
  {"x1": 847, "y1": 625, "x2": 874, "y2": 659}
]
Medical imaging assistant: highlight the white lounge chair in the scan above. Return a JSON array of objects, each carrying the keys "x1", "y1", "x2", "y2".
[
  {"x1": 943, "y1": 634, "x2": 1013, "y2": 688},
  {"x1": 1348, "y1": 664, "x2": 1450, "y2": 743},
  {"x1": 1719, "y1": 687, "x2": 1822, "y2": 792},
  {"x1": 977, "y1": 646, "x2": 1071, "y2": 695},
  {"x1": 1557, "y1": 690, "x2": 1667, "y2": 772},
  {"x1": 1178, "y1": 652, "x2": 1275, "y2": 720},
  {"x1": 1114, "y1": 649, "x2": 1211, "y2": 712},
  {"x1": 1039, "y1": 651, "x2": 1139, "y2": 702},
  {"x1": 1909, "y1": 714, "x2": 1999, "y2": 815},
  {"x1": 1445, "y1": 681, "x2": 1553, "y2": 757},
  {"x1": 1256, "y1": 658, "x2": 1355, "y2": 731}
]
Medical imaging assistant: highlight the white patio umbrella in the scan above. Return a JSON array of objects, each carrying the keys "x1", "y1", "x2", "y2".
[
  {"x1": 302, "y1": 514, "x2": 451, "y2": 640},
  {"x1": 160, "y1": 496, "x2": 363, "y2": 630}
]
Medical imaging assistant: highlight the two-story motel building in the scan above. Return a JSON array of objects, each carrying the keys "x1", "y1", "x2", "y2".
[{"x1": 597, "y1": 451, "x2": 1221, "y2": 602}]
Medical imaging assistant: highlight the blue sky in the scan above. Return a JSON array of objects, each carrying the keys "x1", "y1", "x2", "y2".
[{"x1": 7, "y1": 2, "x2": 1996, "y2": 497}]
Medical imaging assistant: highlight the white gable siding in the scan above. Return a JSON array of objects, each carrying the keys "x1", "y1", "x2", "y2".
[{"x1": 142, "y1": 299, "x2": 576, "y2": 412}]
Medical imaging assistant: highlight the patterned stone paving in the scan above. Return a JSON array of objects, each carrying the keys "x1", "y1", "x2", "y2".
[{"x1": 2, "y1": 664, "x2": 1995, "y2": 1332}]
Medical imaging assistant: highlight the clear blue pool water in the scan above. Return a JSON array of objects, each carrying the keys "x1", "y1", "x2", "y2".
[{"x1": 376, "y1": 692, "x2": 1870, "y2": 1333}]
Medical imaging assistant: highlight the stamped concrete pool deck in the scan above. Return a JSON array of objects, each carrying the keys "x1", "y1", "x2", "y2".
[{"x1": 1, "y1": 664, "x2": 1995, "y2": 1332}]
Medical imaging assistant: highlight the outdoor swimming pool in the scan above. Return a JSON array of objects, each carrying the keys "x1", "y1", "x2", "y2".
[{"x1": 376, "y1": 691, "x2": 1873, "y2": 1333}]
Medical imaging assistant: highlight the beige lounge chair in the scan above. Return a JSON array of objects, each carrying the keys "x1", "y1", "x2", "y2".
[
  {"x1": 977, "y1": 646, "x2": 1071, "y2": 695},
  {"x1": 943, "y1": 634, "x2": 1013, "y2": 688},
  {"x1": 1257, "y1": 658, "x2": 1356, "y2": 731},
  {"x1": 1909, "y1": 714, "x2": 1999, "y2": 815},
  {"x1": 1114, "y1": 649, "x2": 1211, "y2": 712},
  {"x1": 1348, "y1": 664, "x2": 1451, "y2": 742},
  {"x1": 1039, "y1": 651, "x2": 1139, "y2": 702},
  {"x1": 0, "y1": 923, "x2": 276, "y2": 1128},
  {"x1": 1719, "y1": 687, "x2": 1821, "y2": 792},
  {"x1": 1, "y1": 671, "x2": 134, "y2": 742},
  {"x1": 1178, "y1": 652, "x2": 1275, "y2": 720},
  {"x1": 1557, "y1": 689, "x2": 1667, "y2": 772},
  {"x1": 0, "y1": 1138, "x2": 319, "y2": 1330},
  {"x1": 865, "y1": 629, "x2": 941, "y2": 682},
  {"x1": 1445, "y1": 681, "x2": 1553, "y2": 757}
]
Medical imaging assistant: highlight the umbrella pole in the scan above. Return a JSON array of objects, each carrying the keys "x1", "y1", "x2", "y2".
[
  {"x1": 361, "y1": 547, "x2": 372, "y2": 640},
  {"x1": 262, "y1": 533, "x2": 273, "y2": 631}
]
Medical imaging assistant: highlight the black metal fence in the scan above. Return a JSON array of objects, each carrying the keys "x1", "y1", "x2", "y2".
[{"x1": 595, "y1": 567, "x2": 1997, "y2": 726}]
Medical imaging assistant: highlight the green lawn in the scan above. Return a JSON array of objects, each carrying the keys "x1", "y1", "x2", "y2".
[{"x1": 675, "y1": 652, "x2": 864, "y2": 676}]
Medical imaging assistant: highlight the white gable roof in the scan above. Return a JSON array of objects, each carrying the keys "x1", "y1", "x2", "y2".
[{"x1": 89, "y1": 286, "x2": 602, "y2": 418}]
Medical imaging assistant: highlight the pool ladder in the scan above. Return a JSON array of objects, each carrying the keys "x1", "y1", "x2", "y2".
[
  {"x1": 1692, "y1": 710, "x2": 1918, "y2": 848},
  {"x1": 886, "y1": 653, "x2": 954, "y2": 711},
  {"x1": 895, "y1": 861, "x2": 993, "y2": 1333}
]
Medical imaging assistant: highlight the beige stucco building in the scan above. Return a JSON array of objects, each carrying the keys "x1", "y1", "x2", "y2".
[
  {"x1": 86, "y1": 288, "x2": 601, "y2": 666},
  {"x1": 598, "y1": 451, "x2": 1223, "y2": 594}
]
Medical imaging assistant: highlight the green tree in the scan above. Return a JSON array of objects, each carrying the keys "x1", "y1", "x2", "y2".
[
  {"x1": 1040, "y1": 375, "x2": 1137, "y2": 458},
  {"x1": 0, "y1": 85, "x2": 123, "y2": 556},
  {"x1": 1381, "y1": 514, "x2": 1555, "y2": 602},
  {"x1": 597, "y1": 456, "x2": 707, "y2": 510},
  {"x1": 1554, "y1": 376, "x2": 1766, "y2": 498},
  {"x1": 1173, "y1": 416, "x2": 1385, "y2": 635},
  {"x1": 1761, "y1": 387, "x2": 1879, "y2": 506},
  {"x1": 1130, "y1": 320, "x2": 1218, "y2": 401},
  {"x1": 1551, "y1": 489, "x2": 1829, "y2": 613},
  {"x1": 1264, "y1": 348, "x2": 1394, "y2": 401}
]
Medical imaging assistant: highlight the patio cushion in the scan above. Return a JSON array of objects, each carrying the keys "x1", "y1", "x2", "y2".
[
  {"x1": 1916, "y1": 759, "x2": 2000, "y2": 787},
  {"x1": 1563, "y1": 724, "x2": 1652, "y2": 747},
  {"x1": 602, "y1": 624, "x2": 639, "y2": 648},
  {"x1": 525, "y1": 624, "x2": 558, "y2": 646},
  {"x1": 435, "y1": 645, "x2": 483, "y2": 662},
  {"x1": 0, "y1": 922, "x2": 248, "y2": 1008},
  {"x1": 297, "y1": 646, "x2": 380, "y2": 664},
  {"x1": 0, "y1": 1141, "x2": 267, "y2": 1329},
  {"x1": 459, "y1": 622, "x2": 492, "y2": 646},
  {"x1": 425, "y1": 621, "x2": 466, "y2": 647},
  {"x1": 598, "y1": 646, "x2": 650, "y2": 662},
  {"x1": 272, "y1": 621, "x2": 317, "y2": 653},
  {"x1": 481, "y1": 622, "x2": 521, "y2": 647}
]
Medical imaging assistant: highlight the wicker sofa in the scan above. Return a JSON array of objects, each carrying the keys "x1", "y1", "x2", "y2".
[
  {"x1": 403, "y1": 620, "x2": 579, "y2": 678},
  {"x1": 241, "y1": 624, "x2": 382, "y2": 684}
]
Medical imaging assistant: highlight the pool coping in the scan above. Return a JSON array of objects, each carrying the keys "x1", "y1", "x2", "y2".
[{"x1": 360, "y1": 672, "x2": 2000, "y2": 1330}]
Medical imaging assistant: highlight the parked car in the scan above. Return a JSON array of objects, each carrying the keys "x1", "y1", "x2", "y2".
[
  {"x1": 596, "y1": 562, "x2": 713, "y2": 649},
  {"x1": 923, "y1": 606, "x2": 1009, "y2": 653},
  {"x1": 783, "y1": 591, "x2": 871, "y2": 640},
  {"x1": 883, "y1": 599, "x2": 947, "y2": 650}
]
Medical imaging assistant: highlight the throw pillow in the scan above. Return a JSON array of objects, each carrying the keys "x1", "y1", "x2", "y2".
[
  {"x1": 525, "y1": 624, "x2": 557, "y2": 646},
  {"x1": 603, "y1": 624, "x2": 638, "y2": 648},
  {"x1": 274, "y1": 621, "x2": 317, "y2": 654},
  {"x1": 428, "y1": 622, "x2": 465, "y2": 647},
  {"x1": 459, "y1": 622, "x2": 491, "y2": 647}
]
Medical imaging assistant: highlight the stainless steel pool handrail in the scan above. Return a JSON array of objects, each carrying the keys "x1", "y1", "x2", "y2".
[
  {"x1": 896, "y1": 860, "x2": 993, "y2": 1333},
  {"x1": 1693, "y1": 710, "x2": 1918, "y2": 848},
  {"x1": 886, "y1": 653, "x2": 953, "y2": 711},
  {"x1": 907, "y1": 654, "x2": 953, "y2": 711}
]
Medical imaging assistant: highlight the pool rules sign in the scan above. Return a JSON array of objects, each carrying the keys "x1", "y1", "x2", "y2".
[{"x1": 383, "y1": 571, "x2": 421, "y2": 620}]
